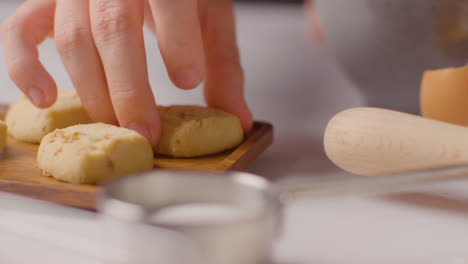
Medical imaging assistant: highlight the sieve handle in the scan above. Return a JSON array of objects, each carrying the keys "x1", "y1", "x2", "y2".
[{"x1": 277, "y1": 165, "x2": 468, "y2": 202}]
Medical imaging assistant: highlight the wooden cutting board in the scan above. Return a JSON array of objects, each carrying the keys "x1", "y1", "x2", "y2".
[{"x1": 0, "y1": 105, "x2": 273, "y2": 210}]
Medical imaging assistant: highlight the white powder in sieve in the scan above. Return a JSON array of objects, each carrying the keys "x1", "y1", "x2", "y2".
[{"x1": 148, "y1": 203, "x2": 253, "y2": 225}]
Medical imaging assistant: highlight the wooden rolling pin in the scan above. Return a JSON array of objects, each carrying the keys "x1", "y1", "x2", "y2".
[{"x1": 324, "y1": 107, "x2": 468, "y2": 176}]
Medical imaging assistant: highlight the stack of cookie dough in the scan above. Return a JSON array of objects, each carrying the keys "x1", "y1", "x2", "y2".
[
  {"x1": 5, "y1": 89, "x2": 244, "y2": 184},
  {"x1": 37, "y1": 123, "x2": 154, "y2": 184},
  {"x1": 157, "y1": 105, "x2": 244, "y2": 158},
  {"x1": 6, "y1": 90, "x2": 93, "y2": 143}
]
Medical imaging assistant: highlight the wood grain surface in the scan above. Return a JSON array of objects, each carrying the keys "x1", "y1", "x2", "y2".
[
  {"x1": 324, "y1": 107, "x2": 468, "y2": 176},
  {"x1": 0, "y1": 105, "x2": 273, "y2": 210}
]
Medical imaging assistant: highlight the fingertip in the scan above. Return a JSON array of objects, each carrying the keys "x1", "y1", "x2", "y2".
[
  {"x1": 242, "y1": 113, "x2": 254, "y2": 134},
  {"x1": 126, "y1": 116, "x2": 161, "y2": 148},
  {"x1": 207, "y1": 99, "x2": 253, "y2": 134},
  {"x1": 148, "y1": 120, "x2": 161, "y2": 147},
  {"x1": 170, "y1": 67, "x2": 205, "y2": 90},
  {"x1": 27, "y1": 87, "x2": 45, "y2": 107},
  {"x1": 238, "y1": 102, "x2": 254, "y2": 133},
  {"x1": 27, "y1": 84, "x2": 57, "y2": 108},
  {"x1": 43, "y1": 84, "x2": 58, "y2": 107}
]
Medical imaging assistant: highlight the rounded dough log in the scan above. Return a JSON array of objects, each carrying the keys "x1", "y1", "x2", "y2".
[
  {"x1": 37, "y1": 123, "x2": 154, "y2": 184},
  {"x1": 5, "y1": 89, "x2": 93, "y2": 143},
  {"x1": 157, "y1": 106, "x2": 244, "y2": 158}
]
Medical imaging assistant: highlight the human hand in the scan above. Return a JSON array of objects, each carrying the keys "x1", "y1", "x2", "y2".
[{"x1": 1, "y1": 0, "x2": 253, "y2": 147}]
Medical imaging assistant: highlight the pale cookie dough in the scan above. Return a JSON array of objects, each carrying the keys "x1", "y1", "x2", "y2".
[
  {"x1": 6, "y1": 89, "x2": 92, "y2": 143},
  {"x1": 0, "y1": 120, "x2": 7, "y2": 152},
  {"x1": 157, "y1": 105, "x2": 244, "y2": 157},
  {"x1": 37, "y1": 123, "x2": 154, "y2": 184}
]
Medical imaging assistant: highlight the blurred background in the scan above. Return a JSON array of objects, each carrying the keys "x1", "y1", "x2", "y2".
[
  {"x1": 1, "y1": 1, "x2": 468, "y2": 262},
  {"x1": 0, "y1": 0, "x2": 365, "y2": 181},
  {"x1": 2, "y1": 0, "x2": 468, "y2": 183}
]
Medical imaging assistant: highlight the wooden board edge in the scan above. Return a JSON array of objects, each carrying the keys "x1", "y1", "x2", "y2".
[
  {"x1": 0, "y1": 105, "x2": 7, "y2": 120},
  {"x1": 215, "y1": 122, "x2": 274, "y2": 171},
  {"x1": 0, "y1": 179, "x2": 97, "y2": 210},
  {"x1": 0, "y1": 103, "x2": 274, "y2": 210}
]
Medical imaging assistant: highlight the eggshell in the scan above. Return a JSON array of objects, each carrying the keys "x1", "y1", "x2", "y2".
[{"x1": 420, "y1": 65, "x2": 468, "y2": 126}]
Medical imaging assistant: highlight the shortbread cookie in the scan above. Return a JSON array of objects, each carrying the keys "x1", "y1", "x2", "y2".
[
  {"x1": 157, "y1": 106, "x2": 244, "y2": 157},
  {"x1": 37, "y1": 123, "x2": 154, "y2": 184},
  {"x1": 6, "y1": 89, "x2": 92, "y2": 143},
  {"x1": 0, "y1": 120, "x2": 7, "y2": 152}
]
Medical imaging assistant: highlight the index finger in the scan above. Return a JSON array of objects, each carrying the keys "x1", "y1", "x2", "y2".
[{"x1": 1, "y1": 0, "x2": 57, "y2": 107}]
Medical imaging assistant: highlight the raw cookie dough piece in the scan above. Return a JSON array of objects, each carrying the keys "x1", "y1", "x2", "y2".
[
  {"x1": 157, "y1": 105, "x2": 244, "y2": 158},
  {"x1": 6, "y1": 89, "x2": 92, "y2": 143},
  {"x1": 0, "y1": 120, "x2": 7, "y2": 152},
  {"x1": 37, "y1": 123, "x2": 154, "y2": 184}
]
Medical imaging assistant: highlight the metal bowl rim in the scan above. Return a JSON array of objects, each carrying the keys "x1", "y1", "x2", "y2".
[{"x1": 99, "y1": 170, "x2": 283, "y2": 229}]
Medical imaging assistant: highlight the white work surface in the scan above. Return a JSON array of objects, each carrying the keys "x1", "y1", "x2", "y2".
[{"x1": 1, "y1": 1, "x2": 468, "y2": 263}]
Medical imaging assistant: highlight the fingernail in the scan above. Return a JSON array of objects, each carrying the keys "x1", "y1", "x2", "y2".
[
  {"x1": 28, "y1": 88, "x2": 45, "y2": 107},
  {"x1": 127, "y1": 122, "x2": 153, "y2": 143},
  {"x1": 173, "y1": 69, "x2": 201, "y2": 89}
]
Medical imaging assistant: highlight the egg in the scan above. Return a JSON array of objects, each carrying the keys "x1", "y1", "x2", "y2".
[{"x1": 420, "y1": 65, "x2": 468, "y2": 126}]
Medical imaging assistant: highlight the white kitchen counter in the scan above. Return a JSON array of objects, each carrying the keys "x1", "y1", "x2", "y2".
[{"x1": 0, "y1": 1, "x2": 467, "y2": 263}]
